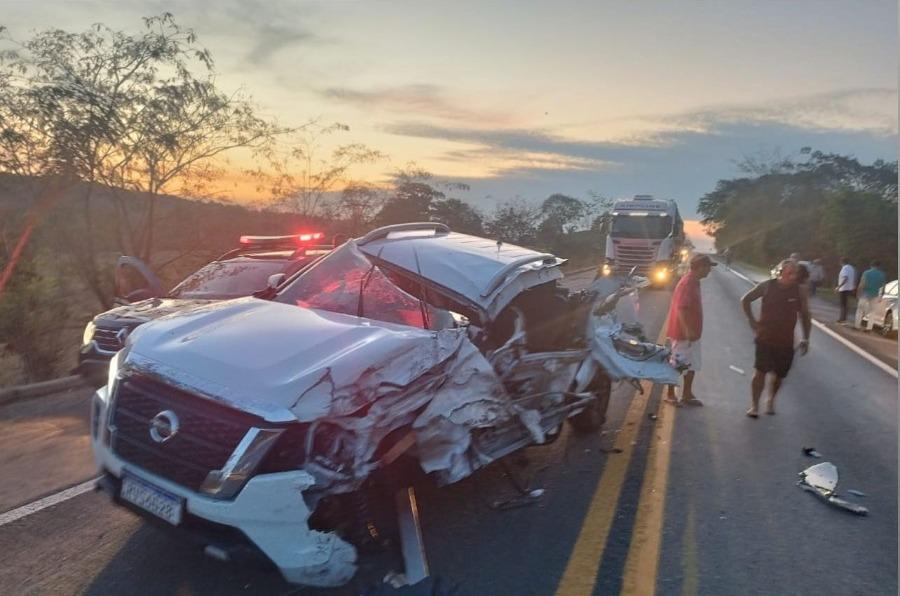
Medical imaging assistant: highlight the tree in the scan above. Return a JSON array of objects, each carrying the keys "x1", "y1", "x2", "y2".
[
  {"x1": 0, "y1": 14, "x2": 282, "y2": 306},
  {"x1": 430, "y1": 197, "x2": 484, "y2": 235},
  {"x1": 697, "y1": 148, "x2": 897, "y2": 277},
  {"x1": 537, "y1": 193, "x2": 588, "y2": 247},
  {"x1": 373, "y1": 165, "x2": 480, "y2": 232},
  {"x1": 251, "y1": 120, "x2": 384, "y2": 217},
  {"x1": 338, "y1": 183, "x2": 385, "y2": 236},
  {"x1": 485, "y1": 200, "x2": 539, "y2": 246}
]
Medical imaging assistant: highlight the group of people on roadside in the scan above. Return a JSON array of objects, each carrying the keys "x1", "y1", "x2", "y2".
[
  {"x1": 663, "y1": 253, "x2": 811, "y2": 418},
  {"x1": 663, "y1": 251, "x2": 890, "y2": 416},
  {"x1": 835, "y1": 257, "x2": 887, "y2": 330}
]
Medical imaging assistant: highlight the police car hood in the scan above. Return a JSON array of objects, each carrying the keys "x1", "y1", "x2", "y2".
[
  {"x1": 124, "y1": 297, "x2": 466, "y2": 422},
  {"x1": 94, "y1": 298, "x2": 215, "y2": 327}
]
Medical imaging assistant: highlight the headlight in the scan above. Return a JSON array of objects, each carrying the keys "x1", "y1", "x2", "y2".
[
  {"x1": 82, "y1": 321, "x2": 96, "y2": 346},
  {"x1": 601, "y1": 263, "x2": 613, "y2": 276},
  {"x1": 654, "y1": 268, "x2": 669, "y2": 281},
  {"x1": 107, "y1": 349, "x2": 123, "y2": 393}
]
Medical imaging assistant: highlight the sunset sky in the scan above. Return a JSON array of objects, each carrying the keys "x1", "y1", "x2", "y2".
[{"x1": 3, "y1": 0, "x2": 896, "y2": 233}]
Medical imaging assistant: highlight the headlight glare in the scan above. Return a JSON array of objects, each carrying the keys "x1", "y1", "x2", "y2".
[
  {"x1": 82, "y1": 321, "x2": 96, "y2": 346},
  {"x1": 107, "y1": 350, "x2": 122, "y2": 392}
]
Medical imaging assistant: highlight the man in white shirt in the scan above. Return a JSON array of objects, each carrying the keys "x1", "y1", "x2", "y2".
[{"x1": 835, "y1": 257, "x2": 856, "y2": 324}]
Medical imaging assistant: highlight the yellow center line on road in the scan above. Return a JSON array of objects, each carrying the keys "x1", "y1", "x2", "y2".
[
  {"x1": 620, "y1": 382, "x2": 676, "y2": 596},
  {"x1": 556, "y1": 324, "x2": 672, "y2": 596},
  {"x1": 554, "y1": 377, "x2": 657, "y2": 596}
]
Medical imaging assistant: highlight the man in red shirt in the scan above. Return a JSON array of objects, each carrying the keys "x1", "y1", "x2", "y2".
[{"x1": 665, "y1": 254, "x2": 716, "y2": 406}]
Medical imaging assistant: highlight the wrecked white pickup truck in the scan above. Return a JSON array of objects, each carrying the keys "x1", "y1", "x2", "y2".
[{"x1": 90, "y1": 223, "x2": 681, "y2": 587}]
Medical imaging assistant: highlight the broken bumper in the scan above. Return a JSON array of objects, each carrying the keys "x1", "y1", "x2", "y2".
[{"x1": 90, "y1": 388, "x2": 358, "y2": 587}]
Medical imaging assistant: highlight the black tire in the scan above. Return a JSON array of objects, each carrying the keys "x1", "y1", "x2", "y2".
[
  {"x1": 569, "y1": 373, "x2": 612, "y2": 433},
  {"x1": 881, "y1": 311, "x2": 894, "y2": 337}
]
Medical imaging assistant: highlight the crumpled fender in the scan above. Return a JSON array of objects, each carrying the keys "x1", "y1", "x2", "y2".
[{"x1": 589, "y1": 316, "x2": 682, "y2": 386}]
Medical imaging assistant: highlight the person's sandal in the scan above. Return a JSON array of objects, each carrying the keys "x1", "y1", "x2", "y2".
[
  {"x1": 682, "y1": 398, "x2": 703, "y2": 407},
  {"x1": 746, "y1": 408, "x2": 759, "y2": 418},
  {"x1": 664, "y1": 396, "x2": 682, "y2": 407}
]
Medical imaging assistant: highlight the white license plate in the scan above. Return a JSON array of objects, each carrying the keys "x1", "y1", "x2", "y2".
[{"x1": 120, "y1": 473, "x2": 183, "y2": 526}]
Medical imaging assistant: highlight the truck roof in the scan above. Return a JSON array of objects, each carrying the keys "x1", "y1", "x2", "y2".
[{"x1": 612, "y1": 196, "x2": 679, "y2": 216}]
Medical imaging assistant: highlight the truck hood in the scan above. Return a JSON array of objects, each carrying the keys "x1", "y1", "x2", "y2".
[
  {"x1": 124, "y1": 298, "x2": 462, "y2": 422},
  {"x1": 94, "y1": 298, "x2": 215, "y2": 327}
]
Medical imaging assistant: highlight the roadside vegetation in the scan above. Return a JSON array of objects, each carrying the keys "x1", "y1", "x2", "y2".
[{"x1": 698, "y1": 148, "x2": 897, "y2": 281}]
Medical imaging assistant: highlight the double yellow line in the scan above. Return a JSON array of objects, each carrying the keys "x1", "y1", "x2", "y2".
[{"x1": 555, "y1": 331, "x2": 677, "y2": 596}]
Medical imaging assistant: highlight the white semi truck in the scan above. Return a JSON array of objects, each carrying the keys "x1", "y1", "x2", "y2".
[{"x1": 599, "y1": 195, "x2": 687, "y2": 287}]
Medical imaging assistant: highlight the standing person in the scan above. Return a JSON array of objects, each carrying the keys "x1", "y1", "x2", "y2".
[
  {"x1": 664, "y1": 254, "x2": 716, "y2": 407},
  {"x1": 740, "y1": 260, "x2": 811, "y2": 417},
  {"x1": 808, "y1": 259, "x2": 825, "y2": 297},
  {"x1": 835, "y1": 257, "x2": 856, "y2": 324},
  {"x1": 723, "y1": 247, "x2": 733, "y2": 267},
  {"x1": 855, "y1": 260, "x2": 886, "y2": 331}
]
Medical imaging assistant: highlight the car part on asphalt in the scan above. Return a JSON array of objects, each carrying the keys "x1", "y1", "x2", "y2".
[
  {"x1": 802, "y1": 447, "x2": 822, "y2": 458},
  {"x1": 797, "y1": 462, "x2": 869, "y2": 516}
]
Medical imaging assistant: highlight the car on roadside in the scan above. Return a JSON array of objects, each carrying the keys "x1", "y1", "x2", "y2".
[
  {"x1": 862, "y1": 279, "x2": 897, "y2": 337},
  {"x1": 89, "y1": 222, "x2": 680, "y2": 588},
  {"x1": 77, "y1": 233, "x2": 334, "y2": 383}
]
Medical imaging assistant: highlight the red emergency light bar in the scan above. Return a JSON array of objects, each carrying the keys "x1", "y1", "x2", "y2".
[{"x1": 239, "y1": 232, "x2": 325, "y2": 246}]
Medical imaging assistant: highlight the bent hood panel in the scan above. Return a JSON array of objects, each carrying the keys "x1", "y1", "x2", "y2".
[
  {"x1": 94, "y1": 298, "x2": 215, "y2": 326},
  {"x1": 125, "y1": 298, "x2": 462, "y2": 421}
]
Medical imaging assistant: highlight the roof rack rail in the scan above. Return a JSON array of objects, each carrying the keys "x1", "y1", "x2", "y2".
[
  {"x1": 357, "y1": 222, "x2": 451, "y2": 246},
  {"x1": 481, "y1": 254, "x2": 558, "y2": 297}
]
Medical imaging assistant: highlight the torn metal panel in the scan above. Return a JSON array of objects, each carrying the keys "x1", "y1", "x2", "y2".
[
  {"x1": 589, "y1": 317, "x2": 682, "y2": 386},
  {"x1": 797, "y1": 462, "x2": 869, "y2": 516}
]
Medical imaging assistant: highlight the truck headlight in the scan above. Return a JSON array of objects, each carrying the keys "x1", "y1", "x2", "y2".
[
  {"x1": 107, "y1": 349, "x2": 123, "y2": 394},
  {"x1": 82, "y1": 321, "x2": 96, "y2": 346},
  {"x1": 654, "y1": 267, "x2": 669, "y2": 282}
]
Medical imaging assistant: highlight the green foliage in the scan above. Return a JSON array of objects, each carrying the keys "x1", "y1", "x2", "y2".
[
  {"x1": 0, "y1": 253, "x2": 70, "y2": 381},
  {"x1": 698, "y1": 149, "x2": 897, "y2": 279},
  {"x1": 485, "y1": 200, "x2": 538, "y2": 246}
]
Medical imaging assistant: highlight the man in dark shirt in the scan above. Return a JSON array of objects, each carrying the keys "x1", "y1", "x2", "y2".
[
  {"x1": 740, "y1": 259, "x2": 811, "y2": 417},
  {"x1": 664, "y1": 254, "x2": 715, "y2": 406}
]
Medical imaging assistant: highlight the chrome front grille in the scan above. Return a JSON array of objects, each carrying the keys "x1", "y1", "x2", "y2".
[
  {"x1": 613, "y1": 244, "x2": 658, "y2": 274},
  {"x1": 94, "y1": 327, "x2": 125, "y2": 353},
  {"x1": 109, "y1": 376, "x2": 263, "y2": 494}
]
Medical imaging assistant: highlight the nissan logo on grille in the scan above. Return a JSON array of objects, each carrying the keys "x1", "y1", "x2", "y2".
[{"x1": 149, "y1": 410, "x2": 180, "y2": 444}]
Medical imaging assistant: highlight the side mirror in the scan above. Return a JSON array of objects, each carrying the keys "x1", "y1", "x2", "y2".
[{"x1": 267, "y1": 273, "x2": 286, "y2": 289}]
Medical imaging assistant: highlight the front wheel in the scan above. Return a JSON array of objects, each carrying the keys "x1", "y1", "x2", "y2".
[
  {"x1": 881, "y1": 311, "x2": 894, "y2": 337},
  {"x1": 569, "y1": 374, "x2": 612, "y2": 433}
]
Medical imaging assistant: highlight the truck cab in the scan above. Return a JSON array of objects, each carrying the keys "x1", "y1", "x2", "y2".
[{"x1": 599, "y1": 195, "x2": 685, "y2": 287}]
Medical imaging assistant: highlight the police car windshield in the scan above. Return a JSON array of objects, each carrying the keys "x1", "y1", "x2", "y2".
[
  {"x1": 611, "y1": 214, "x2": 672, "y2": 239},
  {"x1": 170, "y1": 259, "x2": 290, "y2": 299}
]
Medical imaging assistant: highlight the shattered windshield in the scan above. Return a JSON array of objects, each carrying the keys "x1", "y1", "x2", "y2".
[
  {"x1": 276, "y1": 242, "x2": 443, "y2": 329},
  {"x1": 170, "y1": 259, "x2": 289, "y2": 299},
  {"x1": 611, "y1": 214, "x2": 672, "y2": 239}
]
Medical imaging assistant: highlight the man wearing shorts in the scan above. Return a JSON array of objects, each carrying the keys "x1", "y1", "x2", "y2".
[
  {"x1": 664, "y1": 254, "x2": 716, "y2": 406},
  {"x1": 740, "y1": 259, "x2": 811, "y2": 417}
]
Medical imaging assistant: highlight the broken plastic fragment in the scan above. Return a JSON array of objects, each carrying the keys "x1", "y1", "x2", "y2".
[
  {"x1": 802, "y1": 446, "x2": 822, "y2": 458},
  {"x1": 847, "y1": 489, "x2": 867, "y2": 498},
  {"x1": 797, "y1": 462, "x2": 868, "y2": 516},
  {"x1": 728, "y1": 365, "x2": 745, "y2": 375}
]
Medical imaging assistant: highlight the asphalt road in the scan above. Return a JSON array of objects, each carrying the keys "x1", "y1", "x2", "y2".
[{"x1": 0, "y1": 266, "x2": 896, "y2": 595}]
